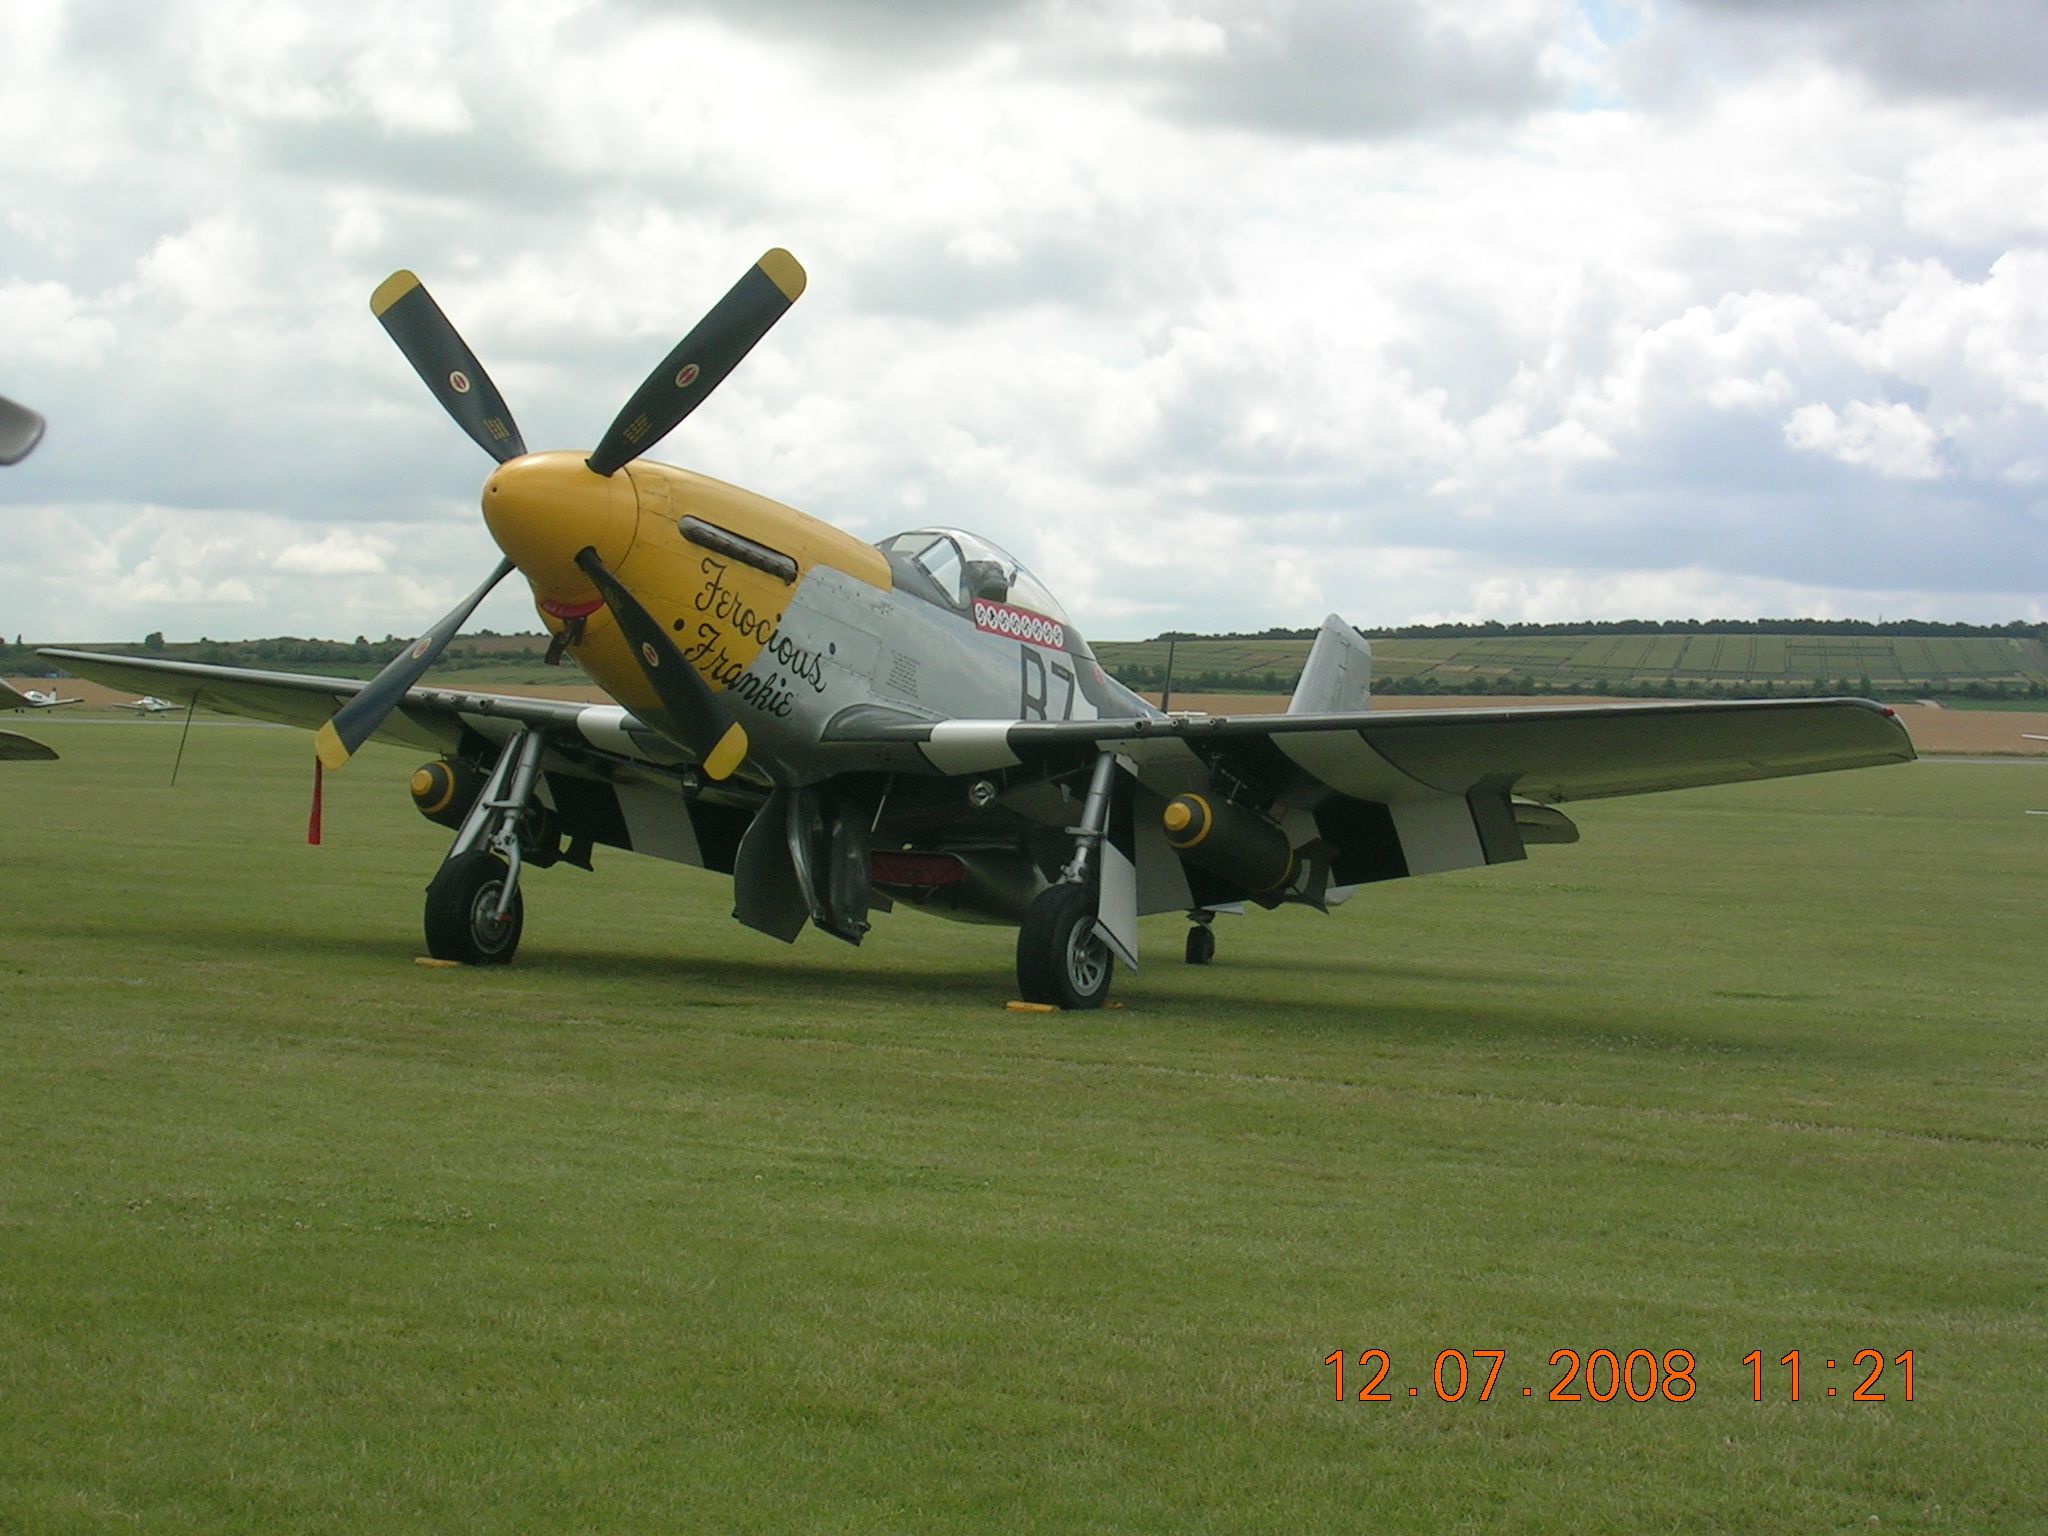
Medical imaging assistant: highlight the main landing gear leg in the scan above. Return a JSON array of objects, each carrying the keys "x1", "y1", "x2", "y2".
[
  {"x1": 1017, "y1": 752, "x2": 1119, "y2": 1011},
  {"x1": 424, "y1": 728, "x2": 547, "y2": 965}
]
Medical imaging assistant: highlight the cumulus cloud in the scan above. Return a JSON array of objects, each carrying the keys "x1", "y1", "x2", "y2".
[
  {"x1": 1681, "y1": 0, "x2": 2048, "y2": 109},
  {"x1": 1784, "y1": 401, "x2": 1944, "y2": 479},
  {"x1": 3, "y1": 0, "x2": 2047, "y2": 644},
  {"x1": 1070, "y1": 0, "x2": 1583, "y2": 138},
  {"x1": 273, "y1": 530, "x2": 394, "y2": 575}
]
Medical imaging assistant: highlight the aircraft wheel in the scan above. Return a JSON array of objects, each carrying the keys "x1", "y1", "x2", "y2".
[
  {"x1": 1184, "y1": 923, "x2": 1216, "y2": 966},
  {"x1": 1017, "y1": 883, "x2": 1113, "y2": 1010},
  {"x1": 424, "y1": 850, "x2": 524, "y2": 965}
]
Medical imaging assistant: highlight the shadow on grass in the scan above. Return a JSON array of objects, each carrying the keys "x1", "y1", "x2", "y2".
[{"x1": 26, "y1": 905, "x2": 1842, "y2": 1067}]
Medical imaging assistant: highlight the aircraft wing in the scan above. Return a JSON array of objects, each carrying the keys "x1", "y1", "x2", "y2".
[
  {"x1": 39, "y1": 649, "x2": 778, "y2": 881},
  {"x1": 39, "y1": 648, "x2": 603, "y2": 759},
  {"x1": 0, "y1": 728, "x2": 58, "y2": 761},
  {"x1": 834, "y1": 697, "x2": 1915, "y2": 803}
]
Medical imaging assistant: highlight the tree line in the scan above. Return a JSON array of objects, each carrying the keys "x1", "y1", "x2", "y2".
[{"x1": 1151, "y1": 618, "x2": 2048, "y2": 642}]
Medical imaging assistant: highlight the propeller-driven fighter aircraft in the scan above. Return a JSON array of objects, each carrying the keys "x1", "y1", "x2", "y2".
[{"x1": 47, "y1": 251, "x2": 1917, "y2": 1006}]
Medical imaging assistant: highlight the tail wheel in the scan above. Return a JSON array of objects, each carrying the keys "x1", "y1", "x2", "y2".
[
  {"x1": 424, "y1": 849, "x2": 524, "y2": 965},
  {"x1": 1184, "y1": 923, "x2": 1216, "y2": 965},
  {"x1": 1017, "y1": 883, "x2": 1113, "y2": 1010}
]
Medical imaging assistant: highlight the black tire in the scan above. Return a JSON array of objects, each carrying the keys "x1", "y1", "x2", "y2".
[
  {"x1": 1016, "y1": 883, "x2": 1113, "y2": 1010},
  {"x1": 1184, "y1": 923, "x2": 1216, "y2": 966},
  {"x1": 424, "y1": 849, "x2": 524, "y2": 965}
]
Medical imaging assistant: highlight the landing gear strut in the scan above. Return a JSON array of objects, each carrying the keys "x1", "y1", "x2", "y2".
[
  {"x1": 1016, "y1": 752, "x2": 1121, "y2": 1010},
  {"x1": 423, "y1": 729, "x2": 547, "y2": 965}
]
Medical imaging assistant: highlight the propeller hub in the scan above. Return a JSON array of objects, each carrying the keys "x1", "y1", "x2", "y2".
[{"x1": 481, "y1": 451, "x2": 638, "y2": 603}]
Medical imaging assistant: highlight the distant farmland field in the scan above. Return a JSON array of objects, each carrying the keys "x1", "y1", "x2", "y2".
[{"x1": 1097, "y1": 633, "x2": 2048, "y2": 697}]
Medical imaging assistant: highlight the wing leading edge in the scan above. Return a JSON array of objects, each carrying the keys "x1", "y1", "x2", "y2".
[{"x1": 38, "y1": 648, "x2": 593, "y2": 757}]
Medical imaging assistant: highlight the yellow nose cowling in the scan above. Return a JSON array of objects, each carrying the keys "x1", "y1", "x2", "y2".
[{"x1": 480, "y1": 451, "x2": 639, "y2": 604}]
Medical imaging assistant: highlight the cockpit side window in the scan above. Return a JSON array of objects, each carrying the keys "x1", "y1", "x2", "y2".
[
  {"x1": 912, "y1": 535, "x2": 966, "y2": 607},
  {"x1": 878, "y1": 531, "x2": 970, "y2": 610}
]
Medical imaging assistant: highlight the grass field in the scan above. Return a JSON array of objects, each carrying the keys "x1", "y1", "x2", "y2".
[
  {"x1": 1097, "y1": 634, "x2": 2048, "y2": 696},
  {"x1": 4, "y1": 723, "x2": 2046, "y2": 1531}
]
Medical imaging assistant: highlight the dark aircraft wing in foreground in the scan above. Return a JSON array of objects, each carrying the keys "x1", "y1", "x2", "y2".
[
  {"x1": 0, "y1": 729, "x2": 58, "y2": 761},
  {"x1": 48, "y1": 649, "x2": 1913, "y2": 809}
]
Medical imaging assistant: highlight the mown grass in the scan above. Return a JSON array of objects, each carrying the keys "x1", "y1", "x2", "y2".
[{"x1": 3, "y1": 723, "x2": 2045, "y2": 1531}]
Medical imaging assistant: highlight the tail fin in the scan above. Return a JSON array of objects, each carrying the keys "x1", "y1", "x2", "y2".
[{"x1": 1287, "y1": 614, "x2": 1372, "y2": 715}]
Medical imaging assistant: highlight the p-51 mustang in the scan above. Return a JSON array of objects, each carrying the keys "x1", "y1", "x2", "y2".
[{"x1": 48, "y1": 251, "x2": 1915, "y2": 1006}]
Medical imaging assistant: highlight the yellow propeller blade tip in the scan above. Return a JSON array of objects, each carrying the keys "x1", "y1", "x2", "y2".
[
  {"x1": 370, "y1": 269, "x2": 421, "y2": 317},
  {"x1": 703, "y1": 722, "x2": 749, "y2": 782},
  {"x1": 757, "y1": 249, "x2": 806, "y2": 303},
  {"x1": 314, "y1": 721, "x2": 352, "y2": 771}
]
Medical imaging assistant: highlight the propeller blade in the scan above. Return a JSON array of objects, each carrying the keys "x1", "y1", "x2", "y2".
[
  {"x1": 315, "y1": 557, "x2": 515, "y2": 770},
  {"x1": 585, "y1": 249, "x2": 806, "y2": 477},
  {"x1": 0, "y1": 394, "x2": 46, "y2": 465},
  {"x1": 573, "y1": 546, "x2": 749, "y2": 779},
  {"x1": 371, "y1": 272, "x2": 528, "y2": 463}
]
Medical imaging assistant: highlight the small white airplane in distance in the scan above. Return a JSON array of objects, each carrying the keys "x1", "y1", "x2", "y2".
[
  {"x1": 0, "y1": 681, "x2": 82, "y2": 711},
  {"x1": 110, "y1": 694, "x2": 179, "y2": 716},
  {"x1": 0, "y1": 678, "x2": 67, "y2": 761}
]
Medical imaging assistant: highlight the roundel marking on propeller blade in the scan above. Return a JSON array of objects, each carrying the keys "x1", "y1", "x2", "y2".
[
  {"x1": 674, "y1": 363, "x2": 701, "y2": 389},
  {"x1": 641, "y1": 642, "x2": 660, "y2": 669},
  {"x1": 448, "y1": 370, "x2": 471, "y2": 394}
]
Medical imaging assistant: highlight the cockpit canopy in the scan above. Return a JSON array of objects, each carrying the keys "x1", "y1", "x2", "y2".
[{"x1": 875, "y1": 528, "x2": 1071, "y2": 627}]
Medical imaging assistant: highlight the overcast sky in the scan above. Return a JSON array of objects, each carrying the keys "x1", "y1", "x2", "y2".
[{"x1": 5, "y1": 0, "x2": 2047, "y2": 645}]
